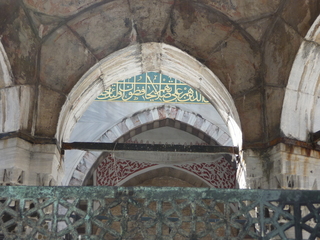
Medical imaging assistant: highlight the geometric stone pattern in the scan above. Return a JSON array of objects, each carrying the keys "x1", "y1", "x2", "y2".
[
  {"x1": 0, "y1": 186, "x2": 320, "y2": 239},
  {"x1": 96, "y1": 154, "x2": 236, "y2": 188}
]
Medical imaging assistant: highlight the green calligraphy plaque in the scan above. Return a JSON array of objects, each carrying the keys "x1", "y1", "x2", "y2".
[{"x1": 95, "y1": 72, "x2": 209, "y2": 104}]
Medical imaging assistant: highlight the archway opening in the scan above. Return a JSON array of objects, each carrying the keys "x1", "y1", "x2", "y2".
[{"x1": 57, "y1": 43, "x2": 243, "y2": 188}]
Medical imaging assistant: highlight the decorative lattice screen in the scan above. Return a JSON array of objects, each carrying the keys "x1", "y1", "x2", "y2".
[{"x1": 0, "y1": 186, "x2": 320, "y2": 239}]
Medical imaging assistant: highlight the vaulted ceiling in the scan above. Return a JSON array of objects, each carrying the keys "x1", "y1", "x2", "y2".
[{"x1": 0, "y1": 0, "x2": 319, "y2": 147}]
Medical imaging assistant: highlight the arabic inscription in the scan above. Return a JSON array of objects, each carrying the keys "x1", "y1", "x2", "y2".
[{"x1": 95, "y1": 72, "x2": 209, "y2": 104}]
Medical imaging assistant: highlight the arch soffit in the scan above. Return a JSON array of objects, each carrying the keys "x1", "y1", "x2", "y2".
[
  {"x1": 281, "y1": 15, "x2": 320, "y2": 141},
  {"x1": 100, "y1": 105, "x2": 232, "y2": 146},
  {"x1": 57, "y1": 42, "x2": 242, "y2": 148}
]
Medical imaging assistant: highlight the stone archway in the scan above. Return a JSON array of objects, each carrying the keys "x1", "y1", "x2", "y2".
[
  {"x1": 58, "y1": 42, "x2": 243, "y2": 187},
  {"x1": 281, "y1": 15, "x2": 320, "y2": 141},
  {"x1": 57, "y1": 43, "x2": 242, "y2": 148}
]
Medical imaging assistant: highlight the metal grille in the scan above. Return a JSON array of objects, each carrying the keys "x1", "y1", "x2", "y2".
[{"x1": 0, "y1": 186, "x2": 320, "y2": 239}]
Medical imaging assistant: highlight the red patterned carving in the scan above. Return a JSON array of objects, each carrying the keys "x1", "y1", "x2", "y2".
[
  {"x1": 96, "y1": 154, "x2": 157, "y2": 186},
  {"x1": 177, "y1": 159, "x2": 235, "y2": 188},
  {"x1": 96, "y1": 155, "x2": 235, "y2": 188}
]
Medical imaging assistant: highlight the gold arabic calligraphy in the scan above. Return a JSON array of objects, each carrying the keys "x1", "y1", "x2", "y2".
[{"x1": 96, "y1": 72, "x2": 209, "y2": 104}]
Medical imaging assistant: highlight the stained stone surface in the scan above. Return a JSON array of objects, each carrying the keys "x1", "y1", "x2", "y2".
[
  {"x1": 194, "y1": 0, "x2": 281, "y2": 22},
  {"x1": 1, "y1": 7, "x2": 39, "y2": 85},
  {"x1": 129, "y1": 0, "x2": 173, "y2": 43},
  {"x1": 27, "y1": 10, "x2": 63, "y2": 39},
  {"x1": 165, "y1": 0, "x2": 235, "y2": 63},
  {"x1": 1, "y1": 0, "x2": 318, "y2": 143},
  {"x1": 235, "y1": 89, "x2": 264, "y2": 143},
  {"x1": 67, "y1": 0, "x2": 133, "y2": 59},
  {"x1": 264, "y1": 19, "x2": 303, "y2": 87},
  {"x1": 281, "y1": 0, "x2": 320, "y2": 37},
  {"x1": 205, "y1": 30, "x2": 260, "y2": 96},
  {"x1": 0, "y1": 1, "x2": 319, "y2": 136},
  {"x1": 35, "y1": 85, "x2": 66, "y2": 136},
  {"x1": 23, "y1": 0, "x2": 103, "y2": 17},
  {"x1": 165, "y1": 2, "x2": 234, "y2": 61},
  {"x1": 40, "y1": 25, "x2": 97, "y2": 93},
  {"x1": 0, "y1": 0, "x2": 20, "y2": 32},
  {"x1": 240, "y1": 17, "x2": 273, "y2": 42},
  {"x1": 265, "y1": 87, "x2": 285, "y2": 140}
]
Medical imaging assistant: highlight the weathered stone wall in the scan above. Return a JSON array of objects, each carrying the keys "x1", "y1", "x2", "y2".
[
  {"x1": 245, "y1": 143, "x2": 320, "y2": 190},
  {"x1": 1, "y1": 0, "x2": 318, "y2": 144},
  {"x1": 0, "y1": 137, "x2": 63, "y2": 185}
]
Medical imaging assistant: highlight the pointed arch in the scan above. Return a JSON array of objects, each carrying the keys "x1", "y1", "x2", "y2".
[
  {"x1": 281, "y1": 16, "x2": 320, "y2": 141},
  {"x1": 57, "y1": 43, "x2": 242, "y2": 148}
]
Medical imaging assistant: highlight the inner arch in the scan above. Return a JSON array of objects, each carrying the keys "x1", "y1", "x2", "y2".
[
  {"x1": 66, "y1": 119, "x2": 233, "y2": 186},
  {"x1": 60, "y1": 43, "x2": 242, "y2": 187}
]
